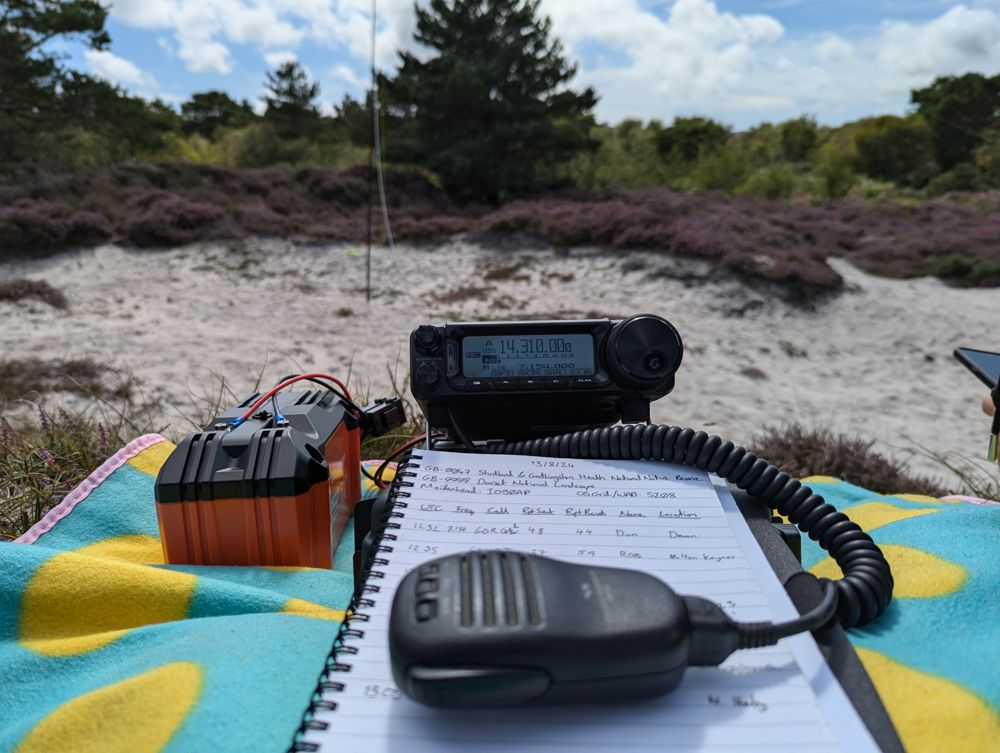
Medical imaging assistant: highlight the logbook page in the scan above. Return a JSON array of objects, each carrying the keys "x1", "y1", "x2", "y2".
[{"x1": 301, "y1": 450, "x2": 879, "y2": 753}]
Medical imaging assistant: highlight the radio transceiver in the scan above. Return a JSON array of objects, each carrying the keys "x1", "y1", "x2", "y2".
[{"x1": 410, "y1": 315, "x2": 683, "y2": 440}]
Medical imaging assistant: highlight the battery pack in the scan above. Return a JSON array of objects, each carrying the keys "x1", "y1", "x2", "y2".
[{"x1": 154, "y1": 390, "x2": 362, "y2": 568}]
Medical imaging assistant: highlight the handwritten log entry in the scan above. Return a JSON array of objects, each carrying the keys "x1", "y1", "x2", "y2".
[{"x1": 302, "y1": 450, "x2": 879, "y2": 753}]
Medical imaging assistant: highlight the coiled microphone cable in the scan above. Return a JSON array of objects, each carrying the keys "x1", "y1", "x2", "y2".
[{"x1": 486, "y1": 424, "x2": 893, "y2": 629}]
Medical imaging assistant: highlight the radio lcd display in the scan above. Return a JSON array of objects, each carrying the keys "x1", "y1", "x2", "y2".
[{"x1": 461, "y1": 334, "x2": 595, "y2": 378}]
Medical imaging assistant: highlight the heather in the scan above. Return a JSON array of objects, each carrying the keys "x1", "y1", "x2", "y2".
[
  {"x1": 0, "y1": 278, "x2": 68, "y2": 309},
  {"x1": 0, "y1": 405, "x2": 134, "y2": 541},
  {"x1": 749, "y1": 423, "x2": 951, "y2": 498},
  {"x1": 3, "y1": 163, "x2": 1000, "y2": 299},
  {"x1": 0, "y1": 357, "x2": 135, "y2": 403}
]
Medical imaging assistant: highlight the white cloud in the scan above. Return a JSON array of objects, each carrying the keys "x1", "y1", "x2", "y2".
[
  {"x1": 542, "y1": 0, "x2": 1000, "y2": 126},
  {"x1": 177, "y1": 32, "x2": 233, "y2": 74},
  {"x1": 109, "y1": 0, "x2": 179, "y2": 27},
  {"x1": 105, "y1": 0, "x2": 1000, "y2": 127},
  {"x1": 878, "y1": 5, "x2": 1000, "y2": 79},
  {"x1": 265, "y1": 50, "x2": 299, "y2": 68},
  {"x1": 330, "y1": 63, "x2": 366, "y2": 89},
  {"x1": 84, "y1": 49, "x2": 158, "y2": 88}
]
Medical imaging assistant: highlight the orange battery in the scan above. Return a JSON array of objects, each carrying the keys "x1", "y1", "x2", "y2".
[{"x1": 155, "y1": 390, "x2": 369, "y2": 568}]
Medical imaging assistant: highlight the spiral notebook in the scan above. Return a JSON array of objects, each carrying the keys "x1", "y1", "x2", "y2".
[{"x1": 294, "y1": 450, "x2": 879, "y2": 752}]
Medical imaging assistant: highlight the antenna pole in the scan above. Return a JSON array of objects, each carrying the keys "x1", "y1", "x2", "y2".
[{"x1": 366, "y1": 0, "x2": 377, "y2": 304}]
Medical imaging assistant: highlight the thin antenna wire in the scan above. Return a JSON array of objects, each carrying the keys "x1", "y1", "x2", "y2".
[
  {"x1": 371, "y1": 0, "x2": 395, "y2": 252},
  {"x1": 365, "y1": 0, "x2": 376, "y2": 303}
]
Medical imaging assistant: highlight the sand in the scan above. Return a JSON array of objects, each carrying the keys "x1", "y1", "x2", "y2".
[{"x1": 3, "y1": 238, "x2": 998, "y2": 485}]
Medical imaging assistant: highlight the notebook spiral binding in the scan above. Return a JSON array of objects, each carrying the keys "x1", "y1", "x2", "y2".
[{"x1": 289, "y1": 453, "x2": 421, "y2": 753}]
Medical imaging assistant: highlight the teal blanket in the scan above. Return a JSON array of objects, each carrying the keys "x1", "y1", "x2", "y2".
[{"x1": 1, "y1": 437, "x2": 998, "y2": 752}]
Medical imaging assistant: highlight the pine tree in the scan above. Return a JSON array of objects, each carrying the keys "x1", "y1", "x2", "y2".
[
  {"x1": 263, "y1": 61, "x2": 320, "y2": 139},
  {"x1": 0, "y1": 0, "x2": 110, "y2": 159},
  {"x1": 387, "y1": 0, "x2": 597, "y2": 202},
  {"x1": 182, "y1": 90, "x2": 256, "y2": 137},
  {"x1": 912, "y1": 74, "x2": 1000, "y2": 171}
]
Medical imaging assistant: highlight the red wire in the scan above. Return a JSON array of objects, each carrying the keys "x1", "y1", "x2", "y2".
[
  {"x1": 240, "y1": 372, "x2": 356, "y2": 420},
  {"x1": 374, "y1": 433, "x2": 428, "y2": 488}
]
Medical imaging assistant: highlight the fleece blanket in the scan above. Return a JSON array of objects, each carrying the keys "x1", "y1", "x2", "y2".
[{"x1": 1, "y1": 437, "x2": 998, "y2": 753}]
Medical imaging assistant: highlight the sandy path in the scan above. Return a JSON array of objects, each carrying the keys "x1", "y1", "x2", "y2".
[{"x1": 3, "y1": 239, "x2": 998, "y2": 485}]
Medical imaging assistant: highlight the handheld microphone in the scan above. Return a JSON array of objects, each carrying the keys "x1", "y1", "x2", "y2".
[{"x1": 388, "y1": 551, "x2": 836, "y2": 708}]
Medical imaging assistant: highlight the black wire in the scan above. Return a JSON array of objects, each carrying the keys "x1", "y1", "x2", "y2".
[
  {"x1": 373, "y1": 442, "x2": 412, "y2": 488},
  {"x1": 735, "y1": 579, "x2": 838, "y2": 649},
  {"x1": 361, "y1": 464, "x2": 380, "y2": 483},
  {"x1": 447, "y1": 408, "x2": 479, "y2": 453},
  {"x1": 374, "y1": 434, "x2": 435, "y2": 488},
  {"x1": 486, "y1": 425, "x2": 893, "y2": 629},
  {"x1": 272, "y1": 374, "x2": 364, "y2": 416}
]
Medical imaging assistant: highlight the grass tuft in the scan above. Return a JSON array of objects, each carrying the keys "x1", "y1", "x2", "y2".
[
  {"x1": 0, "y1": 279, "x2": 69, "y2": 309},
  {"x1": 0, "y1": 358, "x2": 135, "y2": 402},
  {"x1": 749, "y1": 422, "x2": 952, "y2": 498},
  {"x1": 0, "y1": 403, "x2": 158, "y2": 541}
]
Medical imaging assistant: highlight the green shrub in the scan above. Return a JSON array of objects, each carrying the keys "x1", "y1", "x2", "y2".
[
  {"x1": 925, "y1": 163, "x2": 987, "y2": 195},
  {"x1": 973, "y1": 129, "x2": 1000, "y2": 186},
  {"x1": 690, "y1": 144, "x2": 749, "y2": 193},
  {"x1": 738, "y1": 164, "x2": 796, "y2": 200},
  {"x1": 813, "y1": 139, "x2": 857, "y2": 200},
  {"x1": 854, "y1": 115, "x2": 936, "y2": 187},
  {"x1": 780, "y1": 116, "x2": 818, "y2": 162},
  {"x1": 220, "y1": 123, "x2": 321, "y2": 168},
  {"x1": 925, "y1": 253, "x2": 1000, "y2": 285},
  {"x1": 655, "y1": 117, "x2": 731, "y2": 164}
]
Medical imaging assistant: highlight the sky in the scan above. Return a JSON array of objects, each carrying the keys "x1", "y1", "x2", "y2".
[{"x1": 49, "y1": 0, "x2": 1000, "y2": 129}]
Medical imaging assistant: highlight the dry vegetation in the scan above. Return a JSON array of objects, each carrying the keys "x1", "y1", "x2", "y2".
[
  {"x1": 749, "y1": 423, "x2": 953, "y2": 497},
  {"x1": 3, "y1": 163, "x2": 1000, "y2": 303},
  {"x1": 0, "y1": 365, "x2": 424, "y2": 541},
  {"x1": 5, "y1": 379, "x2": 994, "y2": 541},
  {"x1": 0, "y1": 278, "x2": 68, "y2": 309},
  {"x1": 0, "y1": 358, "x2": 135, "y2": 402}
]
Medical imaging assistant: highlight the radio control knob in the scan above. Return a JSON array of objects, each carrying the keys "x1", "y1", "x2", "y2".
[
  {"x1": 604, "y1": 315, "x2": 683, "y2": 390},
  {"x1": 415, "y1": 362, "x2": 442, "y2": 391},
  {"x1": 414, "y1": 326, "x2": 442, "y2": 355}
]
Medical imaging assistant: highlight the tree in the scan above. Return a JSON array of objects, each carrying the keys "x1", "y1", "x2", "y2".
[
  {"x1": 0, "y1": 0, "x2": 110, "y2": 159},
  {"x1": 263, "y1": 61, "x2": 320, "y2": 139},
  {"x1": 333, "y1": 94, "x2": 371, "y2": 146},
  {"x1": 386, "y1": 0, "x2": 597, "y2": 202},
  {"x1": 853, "y1": 115, "x2": 936, "y2": 187},
  {"x1": 60, "y1": 73, "x2": 178, "y2": 160},
  {"x1": 654, "y1": 117, "x2": 730, "y2": 163},
  {"x1": 779, "y1": 116, "x2": 818, "y2": 162},
  {"x1": 912, "y1": 73, "x2": 1000, "y2": 171},
  {"x1": 181, "y1": 90, "x2": 256, "y2": 137}
]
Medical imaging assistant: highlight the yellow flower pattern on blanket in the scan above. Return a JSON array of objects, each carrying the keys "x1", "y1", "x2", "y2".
[
  {"x1": 1, "y1": 436, "x2": 359, "y2": 753},
  {"x1": 800, "y1": 477, "x2": 1000, "y2": 753},
  {"x1": 19, "y1": 549, "x2": 197, "y2": 657},
  {"x1": 15, "y1": 662, "x2": 202, "y2": 753},
  {"x1": 1, "y1": 447, "x2": 996, "y2": 753}
]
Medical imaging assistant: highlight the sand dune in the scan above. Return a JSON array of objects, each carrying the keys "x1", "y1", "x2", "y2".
[{"x1": 3, "y1": 239, "x2": 998, "y2": 485}]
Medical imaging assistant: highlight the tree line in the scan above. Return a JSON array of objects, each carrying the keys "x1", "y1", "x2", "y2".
[{"x1": 4, "y1": 0, "x2": 1000, "y2": 203}]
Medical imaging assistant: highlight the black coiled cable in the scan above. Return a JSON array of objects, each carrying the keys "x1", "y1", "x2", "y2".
[{"x1": 486, "y1": 424, "x2": 893, "y2": 628}]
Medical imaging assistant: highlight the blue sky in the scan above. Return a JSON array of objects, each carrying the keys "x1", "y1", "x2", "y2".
[{"x1": 53, "y1": 0, "x2": 1000, "y2": 129}]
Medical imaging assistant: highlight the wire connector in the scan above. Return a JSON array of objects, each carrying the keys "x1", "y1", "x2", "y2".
[
  {"x1": 360, "y1": 397, "x2": 406, "y2": 438},
  {"x1": 228, "y1": 417, "x2": 246, "y2": 430}
]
